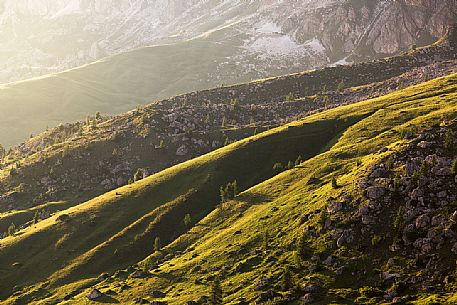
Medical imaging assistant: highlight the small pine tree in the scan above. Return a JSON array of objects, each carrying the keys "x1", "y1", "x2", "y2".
[
  {"x1": 281, "y1": 266, "x2": 292, "y2": 291},
  {"x1": 452, "y1": 159, "x2": 457, "y2": 176},
  {"x1": 273, "y1": 163, "x2": 283, "y2": 173},
  {"x1": 134, "y1": 169, "x2": 143, "y2": 182},
  {"x1": 287, "y1": 161, "x2": 294, "y2": 169},
  {"x1": 33, "y1": 210, "x2": 41, "y2": 224},
  {"x1": 210, "y1": 277, "x2": 223, "y2": 305},
  {"x1": 331, "y1": 176, "x2": 338, "y2": 189},
  {"x1": 444, "y1": 130, "x2": 455, "y2": 155},
  {"x1": 220, "y1": 186, "x2": 226, "y2": 203},
  {"x1": 337, "y1": 80, "x2": 345, "y2": 92},
  {"x1": 297, "y1": 233, "x2": 308, "y2": 259},
  {"x1": 393, "y1": 173, "x2": 401, "y2": 197},
  {"x1": 232, "y1": 180, "x2": 238, "y2": 198},
  {"x1": 95, "y1": 111, "x2": 102, "y2": 121},
  {"x1": 286, "y1": 93, "x2": 295, "y2": 102},
  {"x1": 184, "y1": 214, "x2": 192, "y2": 227},
  {"x1": 154, "y1": 237, "x2": 161, "y2": 252},
  {"x1": 293, "y1": 251, "x2": 301, "y2": 268},
  {"x1": 230, "y1": 98, "x2": 240, "y2": 108},
  {"x1": 7, "y1": 222, "x2": 16, "y2": 236},
  {"x1": 0, "y1": 143, "x2": 5, "y2": 159},
  {"x1": 263, "y1": 230, "x2": 269, "y2": 251},
  {"x1": 295, "y1": 156, "x2": 303, "y2": 166}
]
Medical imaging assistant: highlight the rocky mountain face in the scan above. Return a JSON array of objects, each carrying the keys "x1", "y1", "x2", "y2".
[{"x1": 0, "y1": 0, "x2": 455, "y2": 83}]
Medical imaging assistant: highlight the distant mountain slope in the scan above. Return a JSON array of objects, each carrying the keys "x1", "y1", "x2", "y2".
[
  {"x1": 0, "y1": 0, "x2": 456, "y2": 147},
  {"x1": 0, "y1": 70, "x2": 455, "y2": 305}
]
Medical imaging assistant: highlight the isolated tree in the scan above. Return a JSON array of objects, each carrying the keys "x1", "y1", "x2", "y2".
[
  {"x1": 287, "y1": 161, "x2": 294, "y2": 169},
  {"x1": 134, "y1": 169, "x2": 144, "y2": 182},
  {"x1": 285, "y1": 92, "x2": 295, "y2": 102},
  {"x1": 205, "y1": 113, "x2": 211, "y2": 124},
  {"x1": 281, "y1": 266, "x2": 293, "y2": 291},
  {"x1": 295, "y1": 156, "x2": 303, "y2": 166},
  {"x1": 337, "y1": 79, "x2": 345, "y2": 92},
  {"x1": 444, "y1": 130, "x2": 455, "y2": 155},
  {"x1": 452, "y1": 159, "x2": 457, "y2": 176},
  {"x1": 230, "y1": 98, "x2": 240, "y2": 109},
  {"x1": 0, "y1": 144, "x2": 5, "y2": 159},
  {"x1": 263, "y1": 230, "x2": 269, "y2": 251},
  {"x1": 221, "y1": 180, "x2": 238, "y2": 202},
  {"x1": 297, "y1": 233, "x2": 308, "y2": 259},
  {"x1": 95, "y1": 111, "x2": 102, "y2": 121},
  {"x1": 210, "y1": 277, "x2": 223, "y2": 305},
  {"x1": 220, "y1": 186, "x2": 226, "y2": 203},
  {"x1": 331, "y1": 176, "x2": 339, "y2": 189},
  {"x1": 273, "y1": 163, "x2": 283, "y2": 173},
  {"x1": 33, "y1": 210, "x2": 41, "y2": 224},
  {"x1": 322, "y1": 95, "x2": 330, "y2": 108},
  {"x1": 184, "y1": 214, "x2": 192, "y2": 227},
  {"x1": 7, "y1": 223, "x2": 16, "y2": 236},
  {"x1": 154, "y1": 237, "x2": 161, "y2": 252}
]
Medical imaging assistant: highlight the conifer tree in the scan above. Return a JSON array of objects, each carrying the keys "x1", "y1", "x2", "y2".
[
  {"x1": 154, "y1": 237, "x2": 161, "y2": 252},
  {"x1": 281, "y1": 266, "x2": 292, "y2": 291},
  {"x1": 8, "y1": 223, "x2": 16, "y2": 236},
  {"x1": 0, "y1": 143, "x2": 5, "y2": 159},
  {"x1": 184, "y1": 214, "x2": 192, "y2": 227},
  {"x1": 210, "y1": 277, "x2": 223, "y2": 305}
]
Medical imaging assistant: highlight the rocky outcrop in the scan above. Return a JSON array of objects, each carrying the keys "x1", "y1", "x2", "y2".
[
  {"x1": 1, "y1": 0, "x2": 455, "y2": 84},
  {"x1": 352, "y1": 120, "x2": 457, "y2": 293}
]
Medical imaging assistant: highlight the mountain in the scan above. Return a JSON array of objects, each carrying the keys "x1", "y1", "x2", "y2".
[
  {"x1": 0, "y1": 30, "x2": 455, "y2": 223},
  {"x1": 0, "y1": 0, "x2": 456, "y2": 147},
  {"x1": 0, "y1": 67, "x2": 455, "y2": 304}
]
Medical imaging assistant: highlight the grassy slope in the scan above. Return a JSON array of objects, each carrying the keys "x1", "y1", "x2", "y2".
[
  {"x1": 2, "y1": 73, "x2": 456, "y2": 304},
  {"x1": 0, "y1": 27, "x2": 256, "y2": 148},
  {"x1": 0, "y1": 107, "x2": 356, "y2": 298}
]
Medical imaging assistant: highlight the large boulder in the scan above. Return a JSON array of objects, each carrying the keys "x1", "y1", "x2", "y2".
[
  {"x1": 366, "y1": 186, "x2": 386, "y2": 200},
  {"x1": 87, "y1": 288, "x2": 103, "y2": 300}
]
